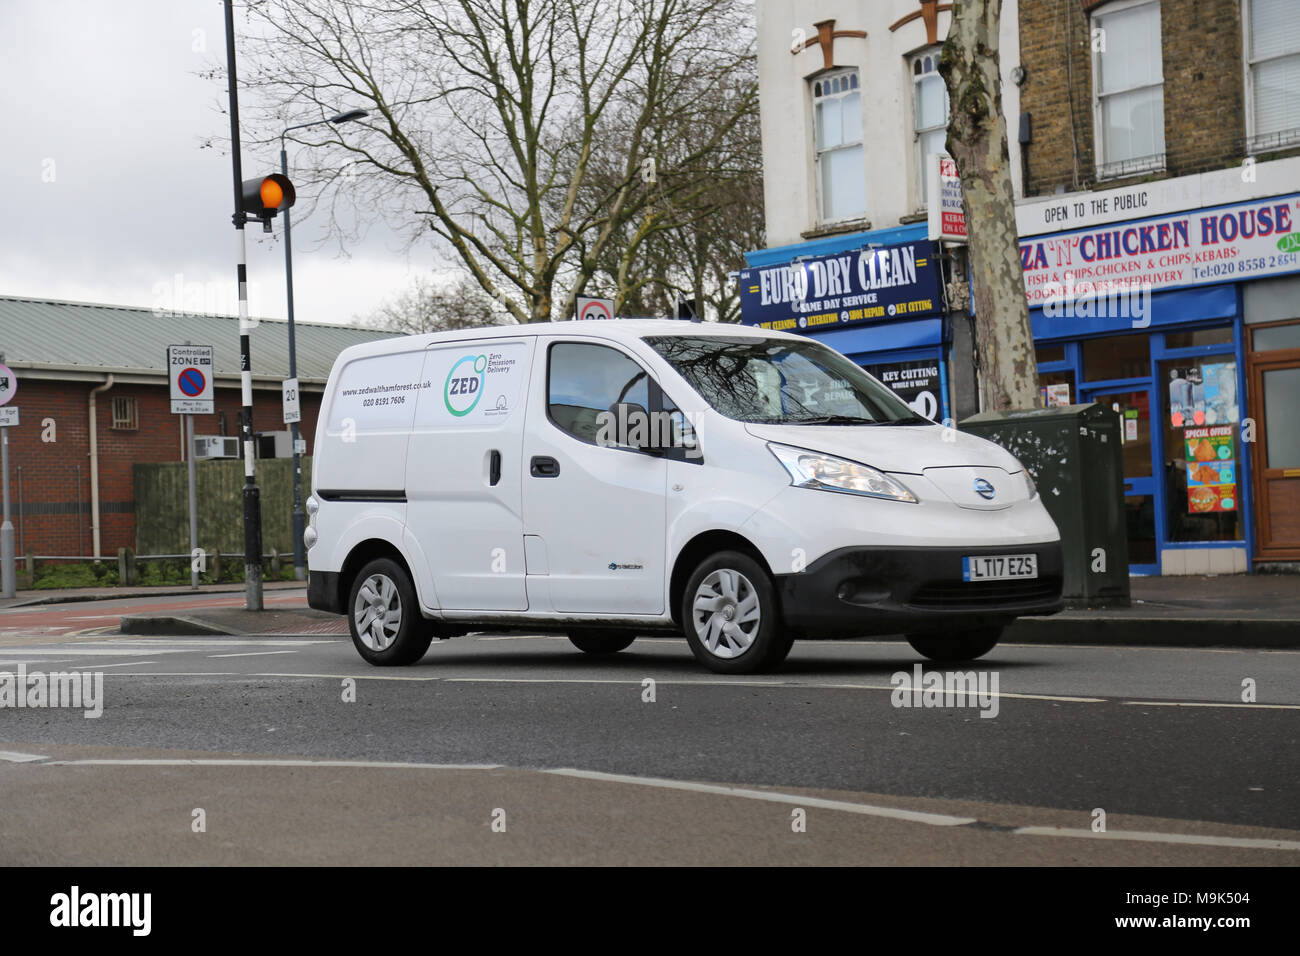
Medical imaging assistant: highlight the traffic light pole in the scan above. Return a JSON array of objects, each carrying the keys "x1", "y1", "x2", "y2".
[{"x1": 223, "y1": 0, "x2": 264, "y2": 611}]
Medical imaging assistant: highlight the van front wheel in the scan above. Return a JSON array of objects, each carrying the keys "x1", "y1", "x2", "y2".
[
  {"x1": 905, "y1": 627, "x2": 1002, "y2": 663},
  {"x1": 681, "y1": 551, "x2": 792, "y2": 674},
  {"x1": 348, "y1": 558, "x2": 433, "y2": 666}
]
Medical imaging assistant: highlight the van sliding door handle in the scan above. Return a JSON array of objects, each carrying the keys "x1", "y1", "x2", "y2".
[
  {"x1": 530, "y1": 456, "x2": 560, "y2": 478},
  {"x1": 489, "y1": 450, "x2": 502, "y2": 486}
]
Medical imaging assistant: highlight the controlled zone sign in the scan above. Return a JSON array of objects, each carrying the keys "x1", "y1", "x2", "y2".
[{"x1": 167, "y1": 344, "x2": 215, "y2": 414}]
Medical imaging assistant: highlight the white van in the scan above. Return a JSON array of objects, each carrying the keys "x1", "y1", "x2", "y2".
[{"x1": 306, "y1": 320, "x2": 1063, "y2": 674}]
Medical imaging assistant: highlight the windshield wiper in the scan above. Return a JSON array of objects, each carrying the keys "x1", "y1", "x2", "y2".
[
  {"x1": 878, "y1": 415, "x2": 935, "y2": 426},
  {"x1": 783, "y1": 414, "x2": 880, "y2": 425}
]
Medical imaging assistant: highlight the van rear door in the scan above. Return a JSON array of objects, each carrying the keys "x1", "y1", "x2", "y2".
[{"x1": 404, "y1": 338, "x2": 535, "y2": 611}]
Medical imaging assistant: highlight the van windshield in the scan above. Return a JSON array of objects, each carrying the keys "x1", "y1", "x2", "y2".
[{"x1": 643, "y1": 335, "x2": 929, "y2": 425}]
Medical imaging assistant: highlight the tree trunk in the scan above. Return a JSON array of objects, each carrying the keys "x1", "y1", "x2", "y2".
[{"x1": 939, "y1": 0, "x2": 1039, "y2": 411}]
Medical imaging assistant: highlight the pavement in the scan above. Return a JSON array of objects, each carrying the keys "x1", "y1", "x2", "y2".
[
  {"x1": 99, "y1": 573, "x2": 1300, "y2": 648},
  {"x1": 0, "y1": 579, "x2": 307, "y2": 611}
]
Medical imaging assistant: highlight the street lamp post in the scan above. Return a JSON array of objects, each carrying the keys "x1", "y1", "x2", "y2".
[{"x1": 279, "y1": 109, "x2": 367, "y2": 581}]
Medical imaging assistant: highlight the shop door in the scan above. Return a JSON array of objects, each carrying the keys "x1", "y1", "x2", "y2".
[
  {"x1": 1079, "y1": 385, "x2": 1159, "y2": 573},
  {"x1": 1249, "y1": 354, "x2": 1300, "y2": 559}
]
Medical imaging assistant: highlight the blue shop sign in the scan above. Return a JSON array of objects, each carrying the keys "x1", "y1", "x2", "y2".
[{"x1": 739, "y1": 240, "x2": 943, "y2": 332}]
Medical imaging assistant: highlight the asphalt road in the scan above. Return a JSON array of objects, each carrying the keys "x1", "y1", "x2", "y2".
[{"x1": 1, "y1": 594, "x2": 1297, "y2": 865}]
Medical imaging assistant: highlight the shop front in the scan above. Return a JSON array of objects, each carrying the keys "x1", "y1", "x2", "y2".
[
  {"x1": 1022, "y1": 189, "x2": 1300, "y2": 575},
  {"x1": 738, "y1": 224, "x2": 953, "y2": 422}
]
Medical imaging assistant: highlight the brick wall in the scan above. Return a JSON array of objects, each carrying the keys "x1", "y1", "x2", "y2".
[
  {"x1": 1019, "y1": 0, "x2": 1256, "y2": 196},
  {"x1": 5, "y1": 378, "x2": 321, "y2": 557}
]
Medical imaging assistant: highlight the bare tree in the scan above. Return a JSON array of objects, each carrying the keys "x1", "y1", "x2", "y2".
[
  {"x1": 239, "y1": 0, "x2": 758, "y2": 323},
  {"x1": 364, "y1": 275, "x2": 516, "y2": 334},
  {"x1": 938, "y1": 0, "x2": 1038, "y2": 409}
]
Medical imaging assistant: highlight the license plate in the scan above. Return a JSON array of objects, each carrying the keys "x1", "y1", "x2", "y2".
[{"x1": 962, "y1": 554, "x2": 1038, "y2": 582}]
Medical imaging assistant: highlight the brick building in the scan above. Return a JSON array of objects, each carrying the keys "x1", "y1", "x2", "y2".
[
  {"x1": 743, "y1": 0, "x2": 1298, "y2": 574},
  {"x1": 1014, "y1": 0, "x2": 1300, "y2": 572},
  {"x1": 0, "y1": 296, "x2": 396, "y2": 559}
]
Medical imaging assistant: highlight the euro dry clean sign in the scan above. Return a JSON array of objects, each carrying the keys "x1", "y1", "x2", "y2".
[{"x1": 738, "y1": 241, "x2": 943, "y2": 331}]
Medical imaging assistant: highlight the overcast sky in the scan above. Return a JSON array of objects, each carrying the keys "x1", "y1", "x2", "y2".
[{"x1": 0, "y1": 0, "x2": 421, "y2": 326}]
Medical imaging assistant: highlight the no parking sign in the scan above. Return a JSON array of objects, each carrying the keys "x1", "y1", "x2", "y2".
[{"x1": 167, "y1": 345, "x2": 215, "y2": 414}]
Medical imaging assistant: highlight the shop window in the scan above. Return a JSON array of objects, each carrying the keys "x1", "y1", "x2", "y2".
[
  {"x1": 1159, "y1": 358, "x2": 1242, "y2": 543},
  {"x1": 1082, "y1": 333, "x2": 1150, "y2": 382},
  {"x1": 812, "y1": 68, "x2": 865, "y2": 222},
  {"x1": 1035, "y1": 344, "x2": 1066, "y2": 364},
  {"x1": 1092, "y1": 0, "x2": 1166, "y2": 179},
  {"x1": 1251, "y1": 320, "x2": 1300, "y2": 352},
  {"x1": 111, "y1": 396, "x2": 138, "y2": 431},
  {"x1": 1244, "y1": 0, "x2": 1300, "y2": 153},
  {"x1": 1164, "y1": 326, "x2": 1234, "y2": 349},
  {"x1": 911, "y1": 49, "x2": 949, "y2": 207}
]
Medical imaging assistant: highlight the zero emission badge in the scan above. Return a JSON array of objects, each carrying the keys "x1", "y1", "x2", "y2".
[{"x1": 445, "y1": 354, "x2": 487, "y2": 416}]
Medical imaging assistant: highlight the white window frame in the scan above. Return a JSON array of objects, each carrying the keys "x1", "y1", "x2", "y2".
[
  {"x1": 811, "y1": 67, "x2": 866, "y2": 225},
  {"x1": 111, "y1": 395, "x2": 138, "y2": 431},
  {"x1": 910, "y1": 47, "x2": 950, "y2": 210},
  {"x1": 1091, "y1": 0, "x2": 1166, "y2": 180},
  {"x1": 1242, "y1": 0, "x2": 1300, "y2": 153}
]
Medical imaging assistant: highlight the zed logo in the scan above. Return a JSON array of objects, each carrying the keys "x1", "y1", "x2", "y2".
[{"x1": 445, "y1": 354, "x2": 487, "y2": 417}]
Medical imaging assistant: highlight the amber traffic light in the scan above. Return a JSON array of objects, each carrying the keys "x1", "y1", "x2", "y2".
[{"x1": 241, "y1": 173, "x2": 296, "y2": 224}]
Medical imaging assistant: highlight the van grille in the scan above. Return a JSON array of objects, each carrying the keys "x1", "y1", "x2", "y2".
[{"x1": 906, "y1": 578, "x2": 1061, "y2": 609}]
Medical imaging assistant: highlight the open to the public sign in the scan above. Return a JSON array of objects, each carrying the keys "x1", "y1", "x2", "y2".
[{"x1": 167, "y1": 345, "x2": 215, "y2": 415}]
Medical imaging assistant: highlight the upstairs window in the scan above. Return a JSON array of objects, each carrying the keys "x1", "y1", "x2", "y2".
[
  {"x1": 912, "y1": 49, "x2": 950, "y2": 207},
  {"x1": 812, "y1": 68, "x2": 865, "y2": 222},
  {"x1": 1245, "y1": 0, "x2": 1300, "y2": 152},
  {"x1": 1092, "y1": 0, "x2": 1165, "y2": 179}
]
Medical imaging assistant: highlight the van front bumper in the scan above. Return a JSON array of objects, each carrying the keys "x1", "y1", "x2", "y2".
[{"x1": 773, "y1": 542, "x2": 1064, "y2": 637}]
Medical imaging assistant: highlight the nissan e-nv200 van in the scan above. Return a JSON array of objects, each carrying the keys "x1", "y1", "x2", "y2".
[{"x1": 305, "y1": 320, "x2": 1063, "y2": 674}]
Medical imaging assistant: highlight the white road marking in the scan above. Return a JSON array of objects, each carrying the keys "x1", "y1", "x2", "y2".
[
  {"x1": 1014, "y1": 826, "x2": 1300, "y2": 852},
  {"x1": 45, "y1": 758, "x2": 500, "y2": 771},
  {"x1": 544, "y1": 768, "x2": 977, "y2": 826},
  {"x1": 68, "y1": 661, "x2": 160, "y2": 669},
  {"x1": 209, "y1": 650, "x2": 299, "y2": 659},
  {"x1": 102, "y1": 639, "x2": 339, "y2": 647},
  {"x1": 0, "y1": 750, "x2": 49, "y2": 763},
  {"x1": 0, "y1": 648, "x2": 189, "y2": 656},
  {"x1": 1122, "y1": 700, "x2": 1300, "y2": 710},
  {"x1": 443, "y1": 676, "x2": 1105, "y2": 703}
]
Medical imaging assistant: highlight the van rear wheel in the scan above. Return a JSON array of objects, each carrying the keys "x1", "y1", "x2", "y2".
[
  {"x1": 905, "y1": 627, "x2": 1002, "y2": 663},
  {"x1": 348, "y1": 558, "x2": 432, "y2": 666},
  {"x1": 681, "y1": 550, "x2": 792, "y2": 674},
  {"x1": 567, "y1": 630, "x2": 636, "y2": 655}
]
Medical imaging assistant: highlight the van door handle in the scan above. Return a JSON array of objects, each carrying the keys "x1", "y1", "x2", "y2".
[
  {"x1": 530, "y1": 456, "x2": 560, "y2": 478},
  {"x1": 489, "y1": 450, "x2": 502, "y2": 486}
]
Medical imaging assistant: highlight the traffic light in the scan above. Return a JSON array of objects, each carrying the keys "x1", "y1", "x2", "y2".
[{"x1": 241, "y1": 173, "x2": 295, "y2": 230}]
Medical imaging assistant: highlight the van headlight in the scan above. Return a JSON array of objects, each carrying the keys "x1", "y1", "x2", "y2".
[{"x1": 768, "y1": 443, "x2": 917, "y2": 503}]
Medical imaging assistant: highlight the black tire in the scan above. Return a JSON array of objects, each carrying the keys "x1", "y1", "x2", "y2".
[
  {"x1": 905, "y1": 626, "x2": 1002, "y2": 663},
  {"x1": 347, "y1": 557, "x2": 433, "y2": 666},
  {"x1": 680, "y1": 550, "x2": 792, "y2": 674},
  {"x1": 567, "y1": 630, "x2": 636, "y2": 655}
]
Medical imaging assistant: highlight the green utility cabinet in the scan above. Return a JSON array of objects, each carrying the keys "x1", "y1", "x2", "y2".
[{"x1": 961, "y1": 403, "x2": 1130, "y2": 608}]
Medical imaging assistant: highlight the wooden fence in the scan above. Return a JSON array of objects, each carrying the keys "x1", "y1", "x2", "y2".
[{"x1": 133, "y1": 457, "x2": 312, "y2": 556}]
